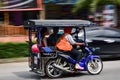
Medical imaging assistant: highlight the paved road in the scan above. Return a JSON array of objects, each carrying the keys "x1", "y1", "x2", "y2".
[{"x1": 0, "y1": 60, "x2": 120, "y2": 80}]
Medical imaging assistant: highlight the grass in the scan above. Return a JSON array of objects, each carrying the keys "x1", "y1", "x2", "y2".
[{"x1": 0, "y1": 42, "x2": 29, "y2": 59}]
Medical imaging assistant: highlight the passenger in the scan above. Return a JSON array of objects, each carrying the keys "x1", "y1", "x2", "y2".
[
  {"x1": 32, "y1": 27, "x2": 49, "y2": 53},
  {"x1": 56, "y1": 27, "x2": 85, "y2": 70},
  {"x1": 39, "y1": 27, "x2": 49, "y2": 47},
  {"x1": 35, "y1": 27, "x2": 49, "y2": 46},
  {"x1": 48, "y1": 27, "x2": 61, "y2": 46}
]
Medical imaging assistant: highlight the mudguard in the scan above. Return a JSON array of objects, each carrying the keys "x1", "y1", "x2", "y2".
[{"x1": 88, "y1": 54, "x2": 100, "y2": 60}]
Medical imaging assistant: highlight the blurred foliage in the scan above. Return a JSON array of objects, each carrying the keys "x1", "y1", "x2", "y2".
[
  {"x1": 72, "y1": 0, "x2": 120, "y2": 13},
  {"x1": 0, "y1": 42, "x2": 29, "y2": 59}
]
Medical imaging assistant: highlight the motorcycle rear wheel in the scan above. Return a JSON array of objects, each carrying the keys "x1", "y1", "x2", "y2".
[
  {"x1": 45, "y1": 59, "x2": 63, "y2": 78},
  {"x1": 86, "y1": 57, "x2": 103, "y2": 75}
]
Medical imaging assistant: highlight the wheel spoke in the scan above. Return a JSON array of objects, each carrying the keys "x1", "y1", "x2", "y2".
[
  {"x1": 53, "y1": 70, "x2": 58, "y2": 75},
  {"x1": 48, "y1": 65, "x2": 53, "y2": 68},
  {"x1": 50, "y1": 69, "x2": 54, "y2": 73}
]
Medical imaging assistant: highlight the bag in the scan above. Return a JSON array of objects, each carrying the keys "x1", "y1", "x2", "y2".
[{"x1": 55, "y1": 34, "x2": 72, "y2": 51}]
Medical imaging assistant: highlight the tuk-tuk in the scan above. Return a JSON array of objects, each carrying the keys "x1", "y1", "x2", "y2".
[{"x1": 24, "y1": 20, "x2": 103, "y2": 78}]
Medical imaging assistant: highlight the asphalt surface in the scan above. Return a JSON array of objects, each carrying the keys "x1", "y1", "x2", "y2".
[{"x1": 0, "y1": 60, "x2": 120, "y2": 80}]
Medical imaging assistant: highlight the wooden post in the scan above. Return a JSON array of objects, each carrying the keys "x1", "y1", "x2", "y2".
[
  {"x1": 37, "y1": 0, "x2": 45, "y2": 19},
  {"x1": 4, "y1": 11, "x2": 10, "y2": 35},
  {"x1": 4, "y1": 11, "x2": 9, "y2": 27},
  {"x1": 40, "y1": 5, "x2": 45, "y2": 19}
]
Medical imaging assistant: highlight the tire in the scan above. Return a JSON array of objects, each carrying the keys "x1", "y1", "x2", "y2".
[
  {"x1": 45, "y1": 59, "x2": 63, "y2": 78},
  {"x1": 86, "y1": 58, "x2": 103, "y2": 75}
]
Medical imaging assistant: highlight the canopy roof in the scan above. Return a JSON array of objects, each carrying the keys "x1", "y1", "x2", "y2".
[{"x1": 24, "y1": 19, "x2": 93, "y2": 29}]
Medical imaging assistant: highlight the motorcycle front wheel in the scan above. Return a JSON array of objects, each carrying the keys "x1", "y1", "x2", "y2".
[
  {"x1": 45, "y1": 59, "x2": 63, "y2": 78},
  {"x1": 86, "y1": 57, "x2": 103, "y2": 75}
]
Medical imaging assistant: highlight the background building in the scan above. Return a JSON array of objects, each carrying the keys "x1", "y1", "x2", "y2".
[
  {"x1": 0, "y1": 0, "x2": 43, "y2": 36},
  {"x1": 43, "y1": 0, "x2": 88, "y2": 19},
  {"x1": 43, "y1": 0, "x2": 119, "y2": 28}
]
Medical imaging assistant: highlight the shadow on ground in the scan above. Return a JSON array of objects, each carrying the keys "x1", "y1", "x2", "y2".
[{"x1": 14, "y1": 71, "x2": 88, "y2": 80}]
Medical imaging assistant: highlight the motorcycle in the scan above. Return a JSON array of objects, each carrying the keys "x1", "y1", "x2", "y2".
[
  {"x1": 45, "y1": 45, "x2": 103, "y2": 78},
  {"x1": 24, "y1": 20, "x2": 103, "y2": 78}
]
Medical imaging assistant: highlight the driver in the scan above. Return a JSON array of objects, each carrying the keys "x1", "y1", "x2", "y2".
[{"x1": 56, "y1": 27, "x2": 85, "y2": 70}]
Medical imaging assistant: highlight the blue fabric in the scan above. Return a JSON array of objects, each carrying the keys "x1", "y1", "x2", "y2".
[{"x1": 42, "y1": 47, "x2": 53, "y2": 52}]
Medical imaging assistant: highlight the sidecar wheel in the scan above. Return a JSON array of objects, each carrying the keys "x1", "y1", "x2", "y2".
[
  {"x1": 45, "y1": 59, "x2": 63, "y2": 78},
  {"x1": 86, "y1": 58, "x2": 103, "y2": 75}
]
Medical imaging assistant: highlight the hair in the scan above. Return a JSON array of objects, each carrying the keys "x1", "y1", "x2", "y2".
[
  {"x1": 40, "y1": 27, "x2": 48, "y2": 38},
  {"x1": 53, "y1": 27, "x2": 59, "y2": 33}
]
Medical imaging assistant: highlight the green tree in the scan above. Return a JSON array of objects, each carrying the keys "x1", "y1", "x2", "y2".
[{"x1": 72, "y1": 0, "x2": 120, "y2": 13}]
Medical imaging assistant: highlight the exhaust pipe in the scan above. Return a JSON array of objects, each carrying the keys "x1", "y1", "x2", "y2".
[{"x1": 53, "y1": 64, "x2": 75, "y2": 73}]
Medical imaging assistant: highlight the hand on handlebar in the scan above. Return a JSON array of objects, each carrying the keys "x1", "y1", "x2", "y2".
[
  {"x1": 75, "y1": 42, "x2": 85, "y2": 46},
  {"x1": 77, "y1": 42, "x2": 85, "y2": 46},
  {"x1": 81, "y1": 43, "x2": 85, "y2": 46}
]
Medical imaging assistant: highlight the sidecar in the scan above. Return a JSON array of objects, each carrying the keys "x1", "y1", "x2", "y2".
[{"x1": 23, "y1": 20, "x2": 94, "y2": 77}]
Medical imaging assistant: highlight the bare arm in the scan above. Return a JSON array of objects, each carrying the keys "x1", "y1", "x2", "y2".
[
  {"x1": 43, "y1": 38, "x2": 48, "y2": 46},
  {"x1": 66, "y1": 34, "x2": 85, "y2": 46},
  {"x1": 73, "y1": 42, "x2": 85, "y2": 46}
]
